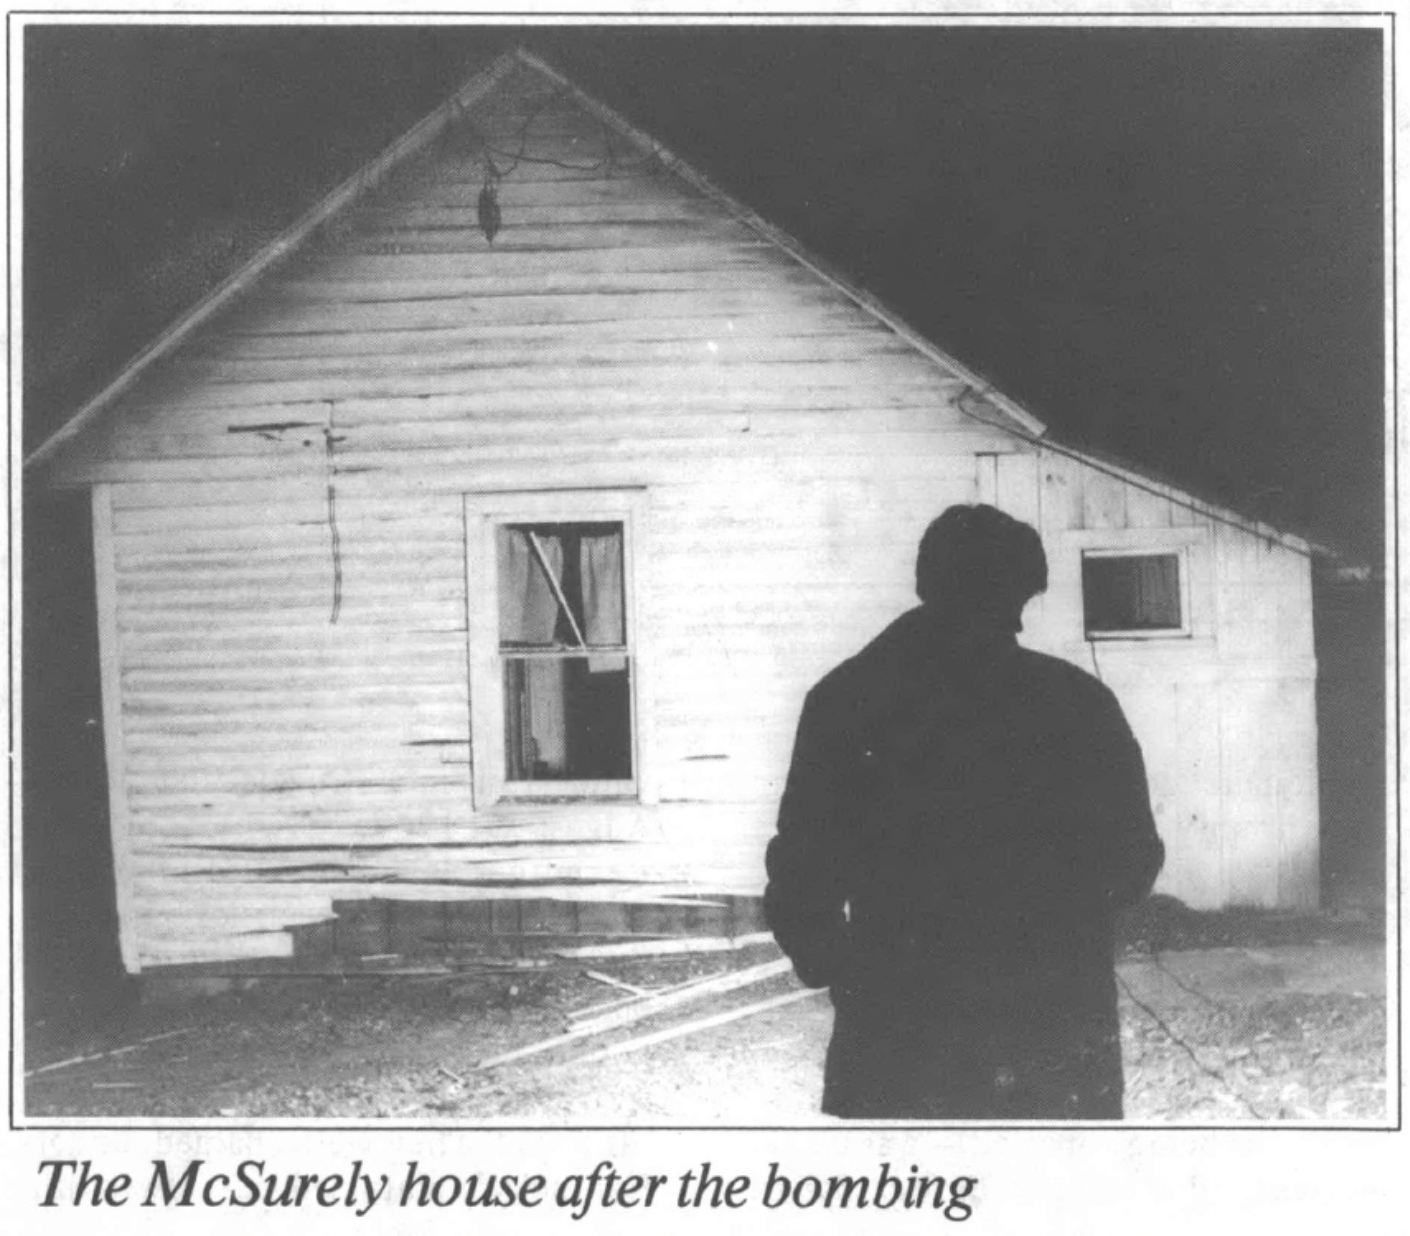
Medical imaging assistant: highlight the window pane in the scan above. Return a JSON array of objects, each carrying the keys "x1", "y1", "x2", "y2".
[
  {"x1": 497, "y1": 522, "x2": 625, "y2": 649},
  {"x1": 1082, "y1": 554, "x2": 1181, "y2": 632},
  {"x1": 503, "y1": 656, "x2": 633, "y2": 782}
]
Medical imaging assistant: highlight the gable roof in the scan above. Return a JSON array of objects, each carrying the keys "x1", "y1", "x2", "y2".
[{"x1": 26, "y1": 46, "x2": 1336, "y2": 562}]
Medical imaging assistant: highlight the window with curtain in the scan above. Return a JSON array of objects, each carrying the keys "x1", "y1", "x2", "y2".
[
  {"x1": 1082, "y1": 551, "x2": 1184, "y2": 635},
  {"x1": 496, "y1": 521, "x2": 632, "y2": 783}
]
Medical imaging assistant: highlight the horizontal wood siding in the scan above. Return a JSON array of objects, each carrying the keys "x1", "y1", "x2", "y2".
[
  {"x1": 63, "y1": 59, "x2": 1020, "y2": 968},
  {"x1": 51, "y1": 59, "x2": 1320, "y2": 966}
]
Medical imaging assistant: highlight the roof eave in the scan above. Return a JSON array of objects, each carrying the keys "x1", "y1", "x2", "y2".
[{"x1": 1035, "y1": 430, "x2": 1344, "y2": 563}]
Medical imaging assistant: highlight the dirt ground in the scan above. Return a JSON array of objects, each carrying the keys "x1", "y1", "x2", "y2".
[{"x1": 23, "y1": 910, "x2": 1389, "y2": 1125}]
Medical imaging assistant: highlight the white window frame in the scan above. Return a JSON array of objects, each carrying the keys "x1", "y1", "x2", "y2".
[
  {"x1": 464, "y1": 489, "x2": 649, "y2": 808},
  {"x1": 1080, "y1": 545, "x2": 1193, "y2": 641}
]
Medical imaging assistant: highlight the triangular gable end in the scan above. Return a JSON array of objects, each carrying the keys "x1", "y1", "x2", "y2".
[
  {"x1": 27, "y1": 46, "x2": 1333, "y2": 565},
  {"x1": 27, "y1": 46, "x2": 1041, "y2": 475}
]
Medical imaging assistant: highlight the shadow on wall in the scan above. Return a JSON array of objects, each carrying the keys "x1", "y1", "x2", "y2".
[
  {"x1": 1313, "y1": 571, "x2": 1387, "y2": 911},
  {"x1": 23, "y1": 488, "x2": 126, "y2": 1012}
]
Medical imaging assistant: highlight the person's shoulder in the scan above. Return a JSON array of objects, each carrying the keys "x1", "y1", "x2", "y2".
[
  {"x1": 806, "y1": 608, "x2": 928, "y2": 706},
  {"x1": 1015, "y1": 646, "x2": 1121, "y2": 709}
]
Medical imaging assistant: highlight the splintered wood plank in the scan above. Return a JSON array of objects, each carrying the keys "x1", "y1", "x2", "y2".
[
  {"x1": 476, "y1": 957, "x2": 793, "y2": 1070},
  {"x1": 559, "y1": 989, "x2": 821, "y2": 1071},
  {"x1": 553, "y1": 932, "x2": 774, "y2": 959}
]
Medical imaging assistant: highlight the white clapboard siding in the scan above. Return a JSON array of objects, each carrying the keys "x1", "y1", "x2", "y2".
[
  {"x1": 194, "y1": 308, "x2": 879, "y2": 362},
  {"x1": 44, "y1": 53, "x2": 1322, "y2": 968},
  {"x1": 94, "y1": 420, "x2": 1004, "y2": 469},
  {"x1": 180, "y1": 332, "x2": 915, "y2": 387}
]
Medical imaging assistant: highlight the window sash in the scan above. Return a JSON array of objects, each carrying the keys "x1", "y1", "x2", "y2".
[
  {"x1": 464, "y1": 491, "x2": 647, "y2": 808},
  {"x1": 500, "y1": 653, "x2": 634, "y2": 785},
  {"x1": 497, "y1": 522, "x2": 627, "y2": 651},
  {"x1": 1081, "y1": 548, "x2": 1190, "y2": 639}
]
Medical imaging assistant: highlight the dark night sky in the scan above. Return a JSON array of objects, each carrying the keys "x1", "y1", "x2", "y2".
[{"x1": 22, "y1": 23, "x2": 1386, "y2": 559}]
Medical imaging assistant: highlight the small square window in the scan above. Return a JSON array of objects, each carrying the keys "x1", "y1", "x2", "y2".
[{"x1": 1082, "y1": 551, "x2": 1185, "y2": 637}]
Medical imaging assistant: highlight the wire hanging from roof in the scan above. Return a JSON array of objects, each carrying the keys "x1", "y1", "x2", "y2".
[{"x1": 453, "y1": 87, "x2": 654, "y2": 242}]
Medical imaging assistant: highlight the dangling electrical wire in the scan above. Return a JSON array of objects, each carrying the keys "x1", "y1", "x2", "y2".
[{"x1": 453, "y1": 87, "x2": 654, "y2": 246}]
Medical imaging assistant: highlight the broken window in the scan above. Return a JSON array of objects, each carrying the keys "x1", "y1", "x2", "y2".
[
  {"x1": 496, "y1": 522, "x2": 633, "y2": 784},
  {"x1": 1082, "y1": 551, "x2": 1185, "y2": 636}
]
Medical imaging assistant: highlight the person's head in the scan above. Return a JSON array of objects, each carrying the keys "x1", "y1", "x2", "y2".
[{"x1": 915, "y1": 504, "x2": 1048, "y2": 631}]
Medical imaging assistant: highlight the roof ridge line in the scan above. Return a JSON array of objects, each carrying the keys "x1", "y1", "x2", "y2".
[
  {"x1": 512, "y1": 47, "x2": 1046, "y2": 441},
  {"x1": 25, "y1": 48, "x2": 521, "y2": 470}
]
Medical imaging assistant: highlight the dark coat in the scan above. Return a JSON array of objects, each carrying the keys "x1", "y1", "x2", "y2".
[{"x1": 765, "y1": 605, "x2": 1164, "y2": 1119}]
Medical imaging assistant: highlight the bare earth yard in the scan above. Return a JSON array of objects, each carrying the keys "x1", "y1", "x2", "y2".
[{"x1": 24, "y1": 916, "x2": 1388, "y2": 1125}]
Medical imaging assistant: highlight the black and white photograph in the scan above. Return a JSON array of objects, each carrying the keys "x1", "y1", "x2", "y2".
[{"x1": 11, "y1": 9, "x2": 1393, "y2": 1158}]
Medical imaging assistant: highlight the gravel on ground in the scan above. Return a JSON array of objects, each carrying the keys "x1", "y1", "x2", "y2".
[{"x1": 23, "y1": 912, "x2": 1389, "y2": 1125}]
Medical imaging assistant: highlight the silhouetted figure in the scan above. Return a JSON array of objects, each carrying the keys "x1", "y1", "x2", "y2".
[{"x1": 765, "y1": 504, "x2": 1164, "y2": 1119}]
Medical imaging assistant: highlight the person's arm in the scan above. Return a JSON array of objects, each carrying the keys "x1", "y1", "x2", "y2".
[{"x1": 764, "y1": 685, "x2": 856, "y2": 988}]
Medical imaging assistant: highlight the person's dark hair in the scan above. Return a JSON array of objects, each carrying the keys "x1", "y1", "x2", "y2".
[{"x1": 915, "y1": 504, "x2": 1048, "y2": 629}]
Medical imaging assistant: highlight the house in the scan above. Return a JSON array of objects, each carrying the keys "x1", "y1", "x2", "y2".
[{"x1": 28, "y1": 48, "x2": 1330, "y2": 975}]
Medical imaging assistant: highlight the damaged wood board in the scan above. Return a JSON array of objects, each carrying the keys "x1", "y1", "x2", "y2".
[
  {"x1": 552, "y1": 931, "x2": 775, "y2": 959},
  {"x1": 477, "y1": 956, "x2": 793, "y2": 1071},
  {"x1": 554, "y1": 988, "x2": 821, "y2": 1071}
]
